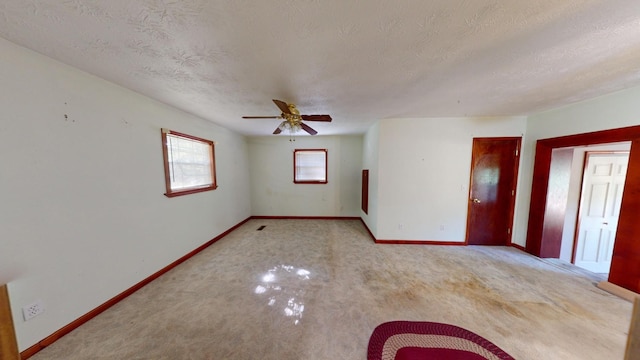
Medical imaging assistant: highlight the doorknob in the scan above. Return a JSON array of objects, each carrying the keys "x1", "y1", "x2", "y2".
[{"x1": 472, "y1": 198, "x2": 481, "y2": 203}]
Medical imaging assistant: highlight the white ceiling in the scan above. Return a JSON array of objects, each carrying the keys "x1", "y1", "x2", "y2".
[{"x1": 1, "y1": 1, "x2": 640, "y2": 136}]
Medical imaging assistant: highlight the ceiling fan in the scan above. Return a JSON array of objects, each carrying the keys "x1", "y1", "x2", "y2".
[{"x1": 243, "y1": 99, "x2": 332, "y2": 135}]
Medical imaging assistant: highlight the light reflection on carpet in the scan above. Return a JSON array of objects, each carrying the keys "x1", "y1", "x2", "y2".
[{"x1": 255, "y1": 264, "x2": 312, "y2": 325}]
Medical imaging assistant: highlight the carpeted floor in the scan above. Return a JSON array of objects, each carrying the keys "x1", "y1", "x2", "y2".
[
  {"x1": 30, "y1": 219, "x2": 632, "y2": 359},
  {"x1": 539, "y1": 258, "x2": 608, "y2": 283}
]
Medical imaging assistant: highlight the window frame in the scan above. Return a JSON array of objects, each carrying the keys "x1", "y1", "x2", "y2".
[
  {"x1": 293, "y1": 149, "x2": 328, "y2": 184},
  {"x1": 161, "y1": 129, "x2": 217, "y2": 197}
]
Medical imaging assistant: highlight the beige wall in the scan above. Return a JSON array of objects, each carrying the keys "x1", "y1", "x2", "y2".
[
  {"x1": 375, "y1": 117, "x2": 526, "y2": 241},
  {"x1": 248, "y1": 135, "x2": 363, "y2": 217},
  {"x1": 0, "y1": 38, "x2": 252, "y2": 350}
]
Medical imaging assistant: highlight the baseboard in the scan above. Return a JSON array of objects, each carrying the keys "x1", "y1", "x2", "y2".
[
  {"x1": 251, "y1": 216, "x2": 361, "y2": 220},
  {"x1": 20, "y1": 216, "x2": 251, "y2": 360},
  {"x1": 510, "y1": 243, "x2": 526, "y2": 251},
  {"x1": 374, "y1": 239, "x2": 466, "y2": 245},
  {"x1": 358, "y1": 219, "x2": 465, "y2": 245}
]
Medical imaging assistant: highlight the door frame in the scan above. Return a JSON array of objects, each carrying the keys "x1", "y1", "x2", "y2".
[
  {"x1": 526, "y1": 124, "x2": 640, "y2": 293},
  {"x1": 465, "y1": 137, "x2": 522, "y2": 246},
  {"x1": 0, "y1": 285, "x2": 19, "y2": 359}
]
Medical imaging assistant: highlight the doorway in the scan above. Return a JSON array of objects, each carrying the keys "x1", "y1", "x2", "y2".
[
  {"x1": 543, "y1": 144, "x2": 631, "y2": 276},
  {"x1": 525, "y1": 125, "x2": 640, "y2": 293},
  {"x1": 550, "y1": 144, "x2": 631, "y2": 274},
  {"x1": 466, "y1": 137, "x2": 521, "y2": 245}
]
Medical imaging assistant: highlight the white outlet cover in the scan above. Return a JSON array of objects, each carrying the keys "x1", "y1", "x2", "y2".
[{"x1": 22, "y1": 299, "x2": 45, "y2": 321}]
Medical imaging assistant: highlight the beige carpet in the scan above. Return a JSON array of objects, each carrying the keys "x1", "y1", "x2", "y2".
[{"x1": 30, "y1": 219, "x2": 632, "y2": 359}]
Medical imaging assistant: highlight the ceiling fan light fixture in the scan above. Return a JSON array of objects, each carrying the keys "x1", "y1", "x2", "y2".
[
  {"x1": 243, "y1": 99, "x2": 330, "y2": 136},
  {"x1": 285, "y1": 120, "x2": 301, "y2": 133}
]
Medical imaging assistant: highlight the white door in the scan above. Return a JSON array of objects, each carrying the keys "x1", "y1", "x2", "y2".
[{"x1": 574, "y1": 152, "x2": 629, "y2": 273}]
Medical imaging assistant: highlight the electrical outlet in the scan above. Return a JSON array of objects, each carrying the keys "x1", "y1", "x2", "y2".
[{"x1": 22, "y1": 300, "x2": 45, "y2": 321}]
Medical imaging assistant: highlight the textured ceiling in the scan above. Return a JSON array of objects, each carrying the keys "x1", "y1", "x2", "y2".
[{"x1": 1, "y1": 1, "x2": 640, "y2": 136}]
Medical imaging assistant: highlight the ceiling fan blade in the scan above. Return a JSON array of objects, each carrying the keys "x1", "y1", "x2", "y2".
[
  {"x1": 300, "y1": 122, "x2": 318, "y2": 135},
  {"x1": 242, "y1": 116, "x2": 280, "y2": 119},
  {"x1": 273, "y1": 99, "x2": 292, "y2": 114},
  {"x1": 273, "y1": 126, "x2": 283, "y2": 135},
  {"x1": 301, "y1": 114, "x2": 332, "y2": 122}
]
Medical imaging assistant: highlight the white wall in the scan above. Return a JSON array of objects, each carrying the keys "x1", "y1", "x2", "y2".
[
  {"x1": 361, "y1": 122, "x2": 380, "y2": 235},
  {"x1": 376, "y1": 117, "x2": 526, "y2": 241},
  {"x1": 0, "y1": 38, "x2": 251, "y2": 350},
  {"x1": 248, "y1": 135, "x2": 363, "y2": 217},
  {"x1": 513, "y1": 86, "x2": 640, "y2": 247}
]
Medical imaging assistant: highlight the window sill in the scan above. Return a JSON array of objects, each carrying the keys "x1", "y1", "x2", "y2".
[{"x1": 164, "y1": 185, "x2": 217, "y2": 198}]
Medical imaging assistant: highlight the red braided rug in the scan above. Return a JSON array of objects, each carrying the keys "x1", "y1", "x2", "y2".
[{"x1": 368, "y1": 321, "x2": 515, "y2": 360}]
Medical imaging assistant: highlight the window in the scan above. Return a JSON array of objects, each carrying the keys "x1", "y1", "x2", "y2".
[
  {"x1": 294, "y1": 149, "x2": 327, "y2": 184},
  {"x1": 161, "y1": 129, "x2": 217, "y2": 197}
]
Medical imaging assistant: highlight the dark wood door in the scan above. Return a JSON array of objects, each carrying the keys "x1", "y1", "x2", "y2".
[{"x1": 466, "y1": 138, "x2": 521, "y2": 245}]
